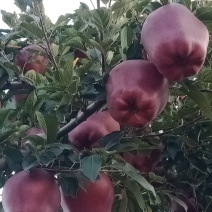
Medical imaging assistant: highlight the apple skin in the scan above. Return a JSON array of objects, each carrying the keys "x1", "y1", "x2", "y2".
[
  {"x1": 106, "y1": 60, "x2": 169, "y2": 128},
  {"x1": 2, "y1": 169, "x2": 61, "y2": 212},
  {"x1": 25, "y1": 127, "x2": 44, "y2": 136},
  {"x1": 68, "y1": 110, "x2": 120, "y2": 150},
  {"x1": 61, "y1": 172, "x2": 114, "y2": 212},
  {"x1": 171, "y1": 194, "x2": 201, "y2": 212},
  {"x1": 123, "y1": 143, "x2": 163, "y2": 173},
  {"x1": 15, "y1": 44, "x2": 49, "y2": 75},
  {"x1": 140, "y1": 3, "x2": 209, "y2": 81}
]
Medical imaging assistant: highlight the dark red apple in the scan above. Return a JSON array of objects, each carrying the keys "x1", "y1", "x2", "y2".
[
  {"x1": 68, "y1": 110, "x2": 120, "y2": 150},
  {"x1": 61, "y1": 172, "x2": 114, "y2": 212},
  {"x1": 123, "y1": 143, "x2": 163, "y2": 173},
  {"x1": 2, "y1": 169, "x2": 61, "y2": 212},
  {"x1": 140, "y1": 3, "x2": 209, "y2": 81},
  {"x1": 15, "y1": 44, "x2": 49, "y2": 75},
  {"x1": 106, "y1": 60, "x2": 169, "y2": 128}
]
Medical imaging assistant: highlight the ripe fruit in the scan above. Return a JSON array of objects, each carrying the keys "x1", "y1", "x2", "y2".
[
  {"x1": 140, "y1": 3, "x2": 209, "y2": 81},
  {"x1": 2, "y1": 169, "x2": 61, "y2": 212},
  {"x1": 15, "y1": 44, "x2": 49, "y2": 75},
  {"x1": 171, "y1": 194, "x2": 201, "y2": 212},
  {"x1": 123, "y1": 143, "x2": 163, "y2": 173},
  {"x1": 61, "y1": 172, "x2": 114, "y2": 212},
  {"x1": 106, "y1": 60, "x2": 169, "y2": 128},
  {"x1": 68, "y1": 110, "x2": 120, "y2": 150}
]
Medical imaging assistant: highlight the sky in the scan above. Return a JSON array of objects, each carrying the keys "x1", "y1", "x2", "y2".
[{"x1": 0, "y1": 0, "x2": 104, "y2": 29}]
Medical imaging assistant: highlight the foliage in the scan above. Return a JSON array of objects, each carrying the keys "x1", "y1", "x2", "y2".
[{"x1": 0, "y1": 0, "x2": 212, "y2": 211}]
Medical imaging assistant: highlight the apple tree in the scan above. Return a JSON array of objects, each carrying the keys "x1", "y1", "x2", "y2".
[{"x1": 0, "y1": 0, "x2": 212, "y2": 211}]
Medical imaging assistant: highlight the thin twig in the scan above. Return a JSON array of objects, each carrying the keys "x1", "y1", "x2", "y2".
[
  {"x1": 36, "y1": 2, "x2": 59, "y2": 71},
  {"x1": 97, "y1": 0, "x2": 101, "y2": 8},
  {"x1": 143, "y1": 115, "x2": 204, "y2": 138},
  {"x1": 90, "y1": 0, "x2": 96, "y2": 9},
  {"x1": 108, "y1": 0, "x2": 112, "y2": 8},
  {"x1": 56, "y1": 100, "x2": 106, "y2": 139}
]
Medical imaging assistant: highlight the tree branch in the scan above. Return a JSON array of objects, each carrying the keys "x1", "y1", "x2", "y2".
[
  {"x1": 143, "y1": 115, "x2": 204, "y2": 138},
  {"x1": 1, "y1": 81, "x2": 35, "y2": 91},
  {"x1": 0, "y1": 29, "x2": 11, "y2": 33},
  {"x1": 36, "y1": 2, "x2": 59, "y2": 71},
  {"x1": 56, "y1": 100, "x2": 106, "y2": 139},
  {"x1": 97, "y1": 0, "x2": 101, "y2": 8}
]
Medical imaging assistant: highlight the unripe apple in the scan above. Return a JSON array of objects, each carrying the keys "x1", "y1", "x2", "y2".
[
  {"x1": 140, "y1": 3, "x2": 209, "y2": 81},
  {"x1": 2, "y1": 169, "x2": 61, "y2": 212},
  {"x1": 15, "y1": 44, "x2": 49, "y2": 75},
  {"x1": 25, "y1": 127, "x2": 44, "y2": 136},
  {"x1": 123, "y1": 143, "x2": 163, "y2": 173},
  {"x1": 61, "y1": 172, "x2": 114, "y2": 212},
  {"x1": 68, "y1": 110, "x2": 120, "y2": 150},
  {"x1": 106, "y1": 60, "x2": 169, "y2": 128}
]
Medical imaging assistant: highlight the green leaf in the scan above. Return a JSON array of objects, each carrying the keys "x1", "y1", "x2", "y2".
[
  {"x1": 36, "y1": 111, "x2": 47, "y2": 134},
  {"x1": 167, "y1": 194, "x2": 188, "y2": 212},
  {"x1": 122, "y1": 178, "x2": 145, "y2": 211},
  {"x1": 44, "y1": 115, "x2": 59, "y2": 144},
  {"x1": 198, "y1": 68, "x2": 212, "y2": 83},
  {"x1": 119, "y1": 189, "x2": 128, "y2": 212},
  {"x1": 180, "y1": 83, "x2": 212, "y2": 119},
  {"x1": 82, "y1": 155, "x2": 102, "y2": 182},
  {"x1": 0, "y1": 109, "x2": 12, "y2": 129},
  {"x1": 1, "y1": 10, "x2": 17, "y2": 28},
  {"x1": 14, "y1": 0, "x2": 28, "y2": 12},
  {"x1": 112, "y1": 0, "x2": 138, "y2": 19},
  {"x1": 121, "y1": 27, "x2": 134, "y2": 53},
  {"x1": 4, "y1": 148, "x2": 24, "y2": 172},
  {"x1": 98, "y1": 131, "x2": 125, "y2": 151},
  {"x1": 20, "y1": 22, "x2": 44, "y2": 39},
  {"x1": 186, "y1": 153, "x2": 207, "y2": 173},
  {"x1": 22, "y1": 155, "x2": 38, "y2": 170},
  {"x1": 196, "y1": 7, "x2": 212, "y2": 32},
  {"x1": 101, "y1": 0, "x2": 110, "y2": 4},
  {"x1": 110, "y1": 162, "x2": 156, "y2": 197},
  {"x1": 179, "y1": 0, "x2": 191, "y2": 9},
  {"x1": 60, "y1": 177, "x2": 78, "y2": 197},
  {"x1": 0, "y1": 130, "x2": 16, "y2": 143},
  {"x1": 91, "y1": 8, "x2": 111, "y2": 34}
]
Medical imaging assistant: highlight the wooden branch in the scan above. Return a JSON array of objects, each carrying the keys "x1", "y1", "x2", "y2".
[{"x1": 56, "y1": 100, "x2": 106, "y2": 139}]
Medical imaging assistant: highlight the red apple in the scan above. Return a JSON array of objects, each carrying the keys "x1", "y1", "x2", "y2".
[
  {"x1": 106, "y1": 60, "x2": 169, "y2": 128},
  {"x1": 2, "y1": 169, "x2": 61, "y2": 212},
  {"x1": 61, "y1": 172, "x2": 114, "y2": 212},
  {"x1": 68, "y1": 110, "x2": 120, "y2": 150},
  {"x1": 123, "y1": 143, "x2": 163, "y2": 173},
  {"x1": 140, "y1": 3, "x2": 209, "y2": 81},
  {"x1": 15, "y1": 44, "x2": 49, "y2": 75}
]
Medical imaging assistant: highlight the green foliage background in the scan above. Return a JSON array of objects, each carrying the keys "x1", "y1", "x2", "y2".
[{"x1": 0, "y1": 0, "x2": 212, "y2": 211}]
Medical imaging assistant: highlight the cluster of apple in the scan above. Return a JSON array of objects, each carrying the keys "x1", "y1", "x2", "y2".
[
  {"x1": 2, "y1": 169, "x2": 114, "y2": 212},
  {"x1": 4, "y1": 3, "x2": 209, "y2": 212}
]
